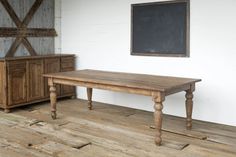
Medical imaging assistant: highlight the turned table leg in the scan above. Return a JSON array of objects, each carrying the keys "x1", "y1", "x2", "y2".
[
  {"x1": 87, "y1": 88, "x2": 93, "y2": 110},
  {"x1": 152, "y1": 92, "x2": 165, "y2": 146},
  {"x1": 50, "y1": 84, "x2": 57, "y2": 120},
  {"x1": 185, "y1": 89, "x2": 194, "y2": 130}
]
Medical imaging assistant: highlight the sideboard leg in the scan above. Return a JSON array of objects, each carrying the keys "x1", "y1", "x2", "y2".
[
  {"x1": 4, "y1": 108, "x2": 10, "y2": 113},
  {"x1": 185, "y1": 90, "x2": 194, "y2": 130},
  {"x1": 87, "y1": 88, "x2": 93, "y2": 110},
  {"x1": 153, "y1": 92, "x2": 165, "y2": 146},
  {"x1": 50, "y1": 84, "x2": 57, "y2": 120}
]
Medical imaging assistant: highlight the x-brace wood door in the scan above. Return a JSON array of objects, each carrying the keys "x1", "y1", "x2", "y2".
[{"x1": 0, "y1": 0, "x2": 57, "y2": 57}]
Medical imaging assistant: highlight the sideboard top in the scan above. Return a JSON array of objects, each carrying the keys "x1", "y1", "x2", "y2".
[{"x1": 0, "y1": 54, "x2": 75, "y2": 61}]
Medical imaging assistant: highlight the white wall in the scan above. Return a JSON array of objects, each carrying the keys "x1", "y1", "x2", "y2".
[{"x1": 61, "y1": 0, "x2": 236, "y2": 126}]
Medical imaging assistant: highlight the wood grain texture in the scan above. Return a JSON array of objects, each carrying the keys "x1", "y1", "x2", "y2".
[
  {"x1": 60, "y1": 56, "x2": 76, "y2": 96},
  {"x1": 0, "y1": 0, "x2": 21, "y2": 27},
  {"x1": 0, "y1": 1, "x2": 15, "y2": 27},
  {"x1": 5, "y1": 37, "x2": 22, "y2": 57},
  {"x1": 0, "y1": 54, "x2": 74, "y2": 61},
  {"x1": 0, "y1": 99, "x2": 235, "y2": 157},
  {"x1": 49, "y1": 82, "x2": 57, "y2": 120},
  {"x1": 0, "y1": 54, "x2": 76, "y2": 111},
  {"x1": 0, "y1": 38, "x2": 14, "y2": 58},
  {"x1": 0, "y1": 62, "x2": 4, "y2": 105},
  {"x1": 28, "y1": 0, "x2": 54, "y2": 28},
  {"x1": 0, "y1": 0, "x2": 55, "y2": 57},
  {"x1": 27, "y1": 59, "x2": 44, "y2": 101},
  {"x1": 22, "y1": 38, "x2": 37, "y2": 56},
  {"x1": 7, "y1": 61, "x2": 27, "y2": 106},
  {"x1": 22, "y1": 0, "x2": 44, "y2": 27},
  {"x1": 153, "y1": 92, "x2": 165, "y2": 145},
  {"x1": 44, "y1": 69, "x2": 201, "y2": 94},
  {"x1": 44, "y1": 58, "x2": 61, "y2": 97},
  {"x1": 185, "y1": 90, "x2": 193, "y2": 130},
  {"x1": 44, "y1": 70, "x2": 201, "y2": 145},
  {"x1": 87, "y1": 88, "x2": 93, "y2": 110},
  {"x1": 0, "y1": 28, "x2": 57, "y2": 37}
]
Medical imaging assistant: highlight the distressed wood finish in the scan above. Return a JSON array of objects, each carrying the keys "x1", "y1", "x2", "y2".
[
  {"x1": 0, "y1": 62, "x2": 5, "y2": 105},
  {"x1": 44, "y1": 58, "x2": 61, "y2": 97},
  {"x1": 0, "y1": 28, "x2": 57, "y2": 37},
  {"x1": 60, "y1": 56, "x2": 76, "y2": 96},
  {"x1": 27, "y1": 59, "x2": 44, "y2": 101},
  {"x1": 0, "y1": 0, "x2": 21, "y2": 27},
  {"x1": 185, "y1": 90, "x2": 193, "y2": 130},
  {"x1": 0, "y1": 0, "x2": 56, "y2": 57},
  {"x1": 49, "y1": 79, "x2": 57, "y2": 120},
  {"x1": 7, "y1": 61, "x2": 27, "y2": 106},
  {"x1": 0, "y1": 54, "x2": 76, "y2": 112},
  {"x1": 152, "y1": 92, "x2": 165, "y2": 145},
  {"x1": 44, "y1": 70, "x2": 201, "y2": 145},
  {"x1": 87, "y1": 88, "x2": 93, "y2": 110},
  {"x1": 0, "y1": 99, "x2": 236, "y2": 157}
]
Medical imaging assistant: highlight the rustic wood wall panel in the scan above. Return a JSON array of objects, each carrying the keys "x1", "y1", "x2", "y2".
[
  {"x1": 0, "y1": 38, "x2": 14, "y2": 57},
  {"x1": 28, "y1": 37, "x2": 54, "y2": 55},
  {"x1": 0, "y1": 0, "x2": 56, "y2": 58},
  {"x1": 0, "y1": 2, "x2": 15, "y2": 27},
  {"x1": 28, "y1": 0, "x2": 54, "y2": 28},
  {"x1": 8, "y1": 0, "x2": 34, "y2": 21},
  {"x1": 14, "y1": 44, "x2": 30, "y2": 56}
]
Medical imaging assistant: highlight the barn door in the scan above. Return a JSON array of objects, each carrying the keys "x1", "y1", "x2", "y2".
[{"x1": 0, "y1": 0, "x2": 56, "y2": 58}]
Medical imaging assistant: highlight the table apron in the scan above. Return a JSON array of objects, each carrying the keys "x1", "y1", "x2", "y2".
[
  {"x1": 49, "y1": 78, "x2": 193, "y2": 97},
  {"x1": 51, "y1": 78, "x2": 154, "y2": 96},
  {"x1": 165, "y1": 84, "x2": 193, "y2": 96}
]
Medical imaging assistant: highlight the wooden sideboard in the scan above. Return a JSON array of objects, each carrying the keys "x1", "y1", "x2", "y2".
[{"x1": 0, "y1": 54, "x2": 76, "y2": 112}]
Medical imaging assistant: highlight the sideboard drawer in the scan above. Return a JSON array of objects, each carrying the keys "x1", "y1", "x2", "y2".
[{"x1": 61, "y1": 57, "x2": 75, "y2": 71}]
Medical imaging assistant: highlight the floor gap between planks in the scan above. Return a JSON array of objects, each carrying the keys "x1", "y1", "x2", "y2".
[{"x1": 0, "y1": 98, "x2": 235, "y2": 157}]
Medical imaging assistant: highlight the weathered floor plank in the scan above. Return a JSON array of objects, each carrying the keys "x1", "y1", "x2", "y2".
[{"x1": 0, "y1": 98, "x2": 235, "y2": 157}]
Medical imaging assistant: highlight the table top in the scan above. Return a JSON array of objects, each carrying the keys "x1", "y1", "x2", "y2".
[{"x1": 43, "y1": 69, "x2": 201, "y2": 92}]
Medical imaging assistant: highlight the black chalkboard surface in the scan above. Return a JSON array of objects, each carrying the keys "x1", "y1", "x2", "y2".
[{"x1": 131, "y1": 0, "x2": 189, "y2": 57}]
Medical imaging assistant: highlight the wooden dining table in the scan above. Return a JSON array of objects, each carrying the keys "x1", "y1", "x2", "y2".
[{"x1": 43, "y1": 69, "x2": 201, "y2": 146}]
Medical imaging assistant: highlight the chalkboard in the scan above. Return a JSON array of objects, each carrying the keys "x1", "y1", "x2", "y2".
[{"x1": 131, "y1": 0, "x2": 190, "y2": 57}]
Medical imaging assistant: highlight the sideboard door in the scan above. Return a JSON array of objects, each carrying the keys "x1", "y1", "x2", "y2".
[
  {"x1": 8, "y1": 61, "x2": 27, "y2": 106},
  {"x1": 0, "y1": 62, "x2": 5, "y2": 105},
  {"x1": 27, "y1": 60, "x2": 44, "y2": 101},
  {"x1": 61, "y1": 56, "x2": 76, "y2": 96},
  {"x1": 44, "y1": 58, "x2": 61, "y2": 97}
]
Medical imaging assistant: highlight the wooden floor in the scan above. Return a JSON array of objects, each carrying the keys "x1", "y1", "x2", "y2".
[{"x1": 0, "y1": 99, "x2": 236, "y2": 157}]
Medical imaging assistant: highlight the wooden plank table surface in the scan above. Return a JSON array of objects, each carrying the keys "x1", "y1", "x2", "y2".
[{"x1": 43, "y1": 69, "x2": 201, "y2": 146}]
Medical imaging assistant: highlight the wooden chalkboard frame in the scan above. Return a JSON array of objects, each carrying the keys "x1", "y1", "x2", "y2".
[{"x1": 131, "y1": 0, "x2": 190, "y2": 57}]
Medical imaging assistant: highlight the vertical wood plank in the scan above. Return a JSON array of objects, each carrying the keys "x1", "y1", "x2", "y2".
[
  {"x1": 5, "y1": 37, "x2": 22, "y2": 57},
  {"x1": 0, "y1": 38, "x2": 14, "y2": 57},
  {"x1": 22, "y1": 0, "x2": 44, "y2": 27},
  {"x1": 27, "y1": 59, "x2": 44, "y2": 101},
  {"x1": 0, "y1": 62, "x2": 4, "y2": 105},
  {"x1": 28, "y1": 0, "x2": 54, "y2": 28},
  {"x1": 0, "y1": 0, "x2": 21, "y2": 27},
  {"x1": 0, "y1": 2, "x2": 15, "y2": 27}
]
